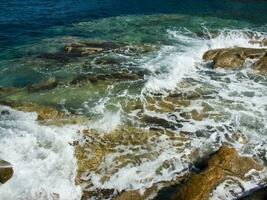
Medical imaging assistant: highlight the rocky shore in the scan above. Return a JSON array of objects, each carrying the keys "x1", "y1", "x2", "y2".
[{"x1": 1, "y1": 38, "x2": 267, "y2": 199}]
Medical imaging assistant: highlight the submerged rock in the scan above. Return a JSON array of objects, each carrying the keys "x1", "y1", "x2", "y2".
[
  {"x1": 27, "y1": 77, "x2": 59, "y2": 92},
  {"x1": 40, "y1": 40, "x2": 156, "y2": 63},
  {"x1": 0, "y1": 160, "x2": 13, "y2": 184},
  {"x1": 0, "y1": 87, "x2": 20, "y2": 97},
  {"x1": 70, "y1": 72, "x2": 142, "y2": 85},
  {"x1": 203, "y1": 47, "x2": 267, "y2": 69},
  {"x1": 171, "y1": 146, "x2": 263, "y2": 200}
]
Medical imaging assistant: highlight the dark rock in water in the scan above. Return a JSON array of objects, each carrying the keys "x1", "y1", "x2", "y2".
[
  {"x1": 195, "y1": 31, "x2": 217, "y2": 39},
  {"x1": 39, "y1": 52, "x2": 76, "y2": 62},
  {"x1": 70, "y1": 72, "x2": 142, "y2": 85},
  {"x1": 141, "y1": 115, "x2": 182, "y2": 130},
  {"x1": 94, "y1": 56, "x2": 123, "y2": 65},
  {"x1": 239, "y1": 186, "x2": 267, "y2": 200},
  {"x1": 0, "y1": 87, "x2": 20, "y2": 97},
  {"x1": 203, "y1": 47, "x2": 267, "y2": 69},
  {"x1": 40, "y1": 41, "x2": 156, "y2": 63},
  {"x1": 252, "y1": 56, "x2": 267, "y2": 75},
  {"x1": 64, "y1": 41, "x2": 124, "y2": 56},
  {"x1": 0, "y1": 110, "x2": 10, "y2": 116},
  {"x1": 171, "y1": 146, "x2": 263, "y2": 200},
  {"x1": 0, "y1": 160, "x2": 13, "y2": 184},
  {"x1": 27, "y1": 78, "x2": 59, "y2": 92},
  {"x1": 67, "y1": 41, "x2": 124, "y2": 51},
  {"x1": 70, "y1": 74, "x2": 98, "y2": 85}
]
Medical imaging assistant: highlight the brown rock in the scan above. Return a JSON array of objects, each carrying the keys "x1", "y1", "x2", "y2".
[
  {"x1": 74, "y1": 127, "x2": 190, "y2": 199},
  {"x1": 0, "y1": 160, "x2": 13, "y2": 184},
  {"x1": 70, "y1": 72, "x2": 141, "y2": 85},
  {"x1": 171, "y1": 146, "x2": 263, "y2": 200},
  {"x1": 252, "y1": 56, "x2": 267, "y2": 75},
  {"x1": 203, "y1": 48, "x2": 267, "y2": 69}
]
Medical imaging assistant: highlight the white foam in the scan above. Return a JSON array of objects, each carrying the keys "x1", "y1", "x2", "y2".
[
  {"x1": 142, "y1": 29, "x2": 265, "y2": 94},
  {"x1": 0, "y1": 106, "x2": 81, "y2": 200}
]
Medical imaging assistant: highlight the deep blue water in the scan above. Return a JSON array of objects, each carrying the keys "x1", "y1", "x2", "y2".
[{"x1": 1, "y1": 0, "x2": 267, "y2": 48}]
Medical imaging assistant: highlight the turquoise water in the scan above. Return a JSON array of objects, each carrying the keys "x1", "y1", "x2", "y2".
[{"x1": 0, "y1": 1, "x2": 267, "y2": 200}]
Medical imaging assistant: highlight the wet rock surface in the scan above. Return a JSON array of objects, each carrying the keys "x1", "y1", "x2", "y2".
[
  {"x1": 0, "y1": 160, "x2": 13, "y2": 184},
  {"x1": 252, "y1": 56, "x2": 267, "y2": 74},
  {"x1": 0, "y1": 100, "x2": 88, "y2": 125},
  {"x1": 73, "y1": 127, "x2": 191, "y2": 200},
  {"x1": 203, "y1": 47, "x2": 267, "y2": 69},
  {"x1": 171, "y1": 146, "x2": 263, "y2": 200}
]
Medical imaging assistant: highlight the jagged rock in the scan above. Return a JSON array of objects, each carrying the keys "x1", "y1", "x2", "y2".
[
  {"x1": 203, "y1": 47, "x2": 267, "y2": 69},
  {"x1": 0, "y1": 160, "x2": 13, "y2": 184},
  {"x1": 27, "y1": 78, "x2": 59, "y2": 92},
  {"x1": 40, "y1": 40, "x2": 156, "y2": 62},
  {"x1": 171, "y1": 146, "x2": 263, "y2": 200},
  {"x1": 74, "y1": 127, "x2": 190, "y2": 199},
  {"x1": 252, "y1": 56, "x2": 267, "y2": 75}
]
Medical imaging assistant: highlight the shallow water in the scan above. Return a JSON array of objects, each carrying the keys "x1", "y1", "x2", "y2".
[{"x1": 1, "y1": 1, "x2": 267, "y2": 200}]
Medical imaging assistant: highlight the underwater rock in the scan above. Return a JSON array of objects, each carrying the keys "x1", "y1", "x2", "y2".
[
  {"x1": 171, "y1": 146, "x2": 263, "y2": 200},
  {"x1": 71, "y1": 72, "x2": 141, "y2": 85},
  {"x1": 0, "y1": 87, "x2": 20, "y2": 97},
  {"x1": 0, "y1": 160, "x2": 13, "y2": 184},
  {"x1": 252, "y1": 56, "x2": 267, "y2": 75},
  {"x1": 63, "y1": 41, "x2": 125, "y2": 56},
  {"x1": 203, "y1": 47, "x2": 267, "y2": 69},
  {"x1": 27, "y1": 77, "x2": 59, "y2": 92}
]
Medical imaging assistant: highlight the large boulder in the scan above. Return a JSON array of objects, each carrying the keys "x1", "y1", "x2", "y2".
[
  {"x1": 203, "y1": 47, "x2": 266, "y2": 69},
  {"x1": 171, "y1": 146, "x2": 263, "y2": 200},
  {"x1": 0, "y1": 160, "x2": 13, "y2": 184}
]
